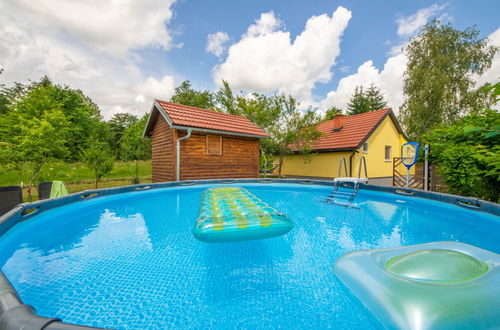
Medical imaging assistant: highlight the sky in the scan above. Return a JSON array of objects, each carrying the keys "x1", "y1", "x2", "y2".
[{"x1": 0, "y1": 0, "x2": 499, "y2": 119}]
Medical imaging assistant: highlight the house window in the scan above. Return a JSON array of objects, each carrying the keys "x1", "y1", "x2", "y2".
[
  {"x1": 385, "y1": 145, "x2": 392, "y2": 161},
  {"x1": 362, "y1": 142, "x2": 368, "y2": 153},
  {"x1": 206, "y1": 135, "x2": 222, "y2": 155}
]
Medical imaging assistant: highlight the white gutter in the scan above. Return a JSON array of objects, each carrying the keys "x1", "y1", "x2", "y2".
[
  {"x1": 176, "y1": 128, "x2": 192, "y2": 181},
  {"x1": 171, "y1": 124, "x2": 267, "y2": 139}
]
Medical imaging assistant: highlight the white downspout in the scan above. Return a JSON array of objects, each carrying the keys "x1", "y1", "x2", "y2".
[{"x1": 176, "y1": 128, "x2": 192, "y2": 181}]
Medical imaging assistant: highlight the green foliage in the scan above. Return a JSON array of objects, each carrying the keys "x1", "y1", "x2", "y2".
[
  {"x1": 83, "y1": 142, "x2": 115, "y2": 188},
  {"x1": 108, "y1": 113, "x2": 139, "y2": 158},
  {"x1": 347, "y1": 84, "x2": 387, "y2": 115},
  {"x1": 120, "y1": 115, "x2": 151, "y2": 183},
  {"x1": 120, "y1": 114, "x2": 151, "y2": 161},
  {"x1": 0, "y1": 76, "x2": 104, "y2": 161},
  {"x1": 264, "y1": 95, "x2": 323, "y2": 175},
  {"x1": 211, "y1": 82, "x2": 322, "y2": 173},
  {"x1": 215, "y1": 80, "x2": 237, "y2": 115},
  {"x1": 0, "y1": 80, "x2": 75, "y2": 200},
  {"x1": 323, "y1": 106, "x2": 343, "y2": 121},
  {"x1": 424, "y1": 109, "x2": 500, "y2": 201},
  {"x1": 170, "y1": 80, "x2": 215, "y2": 110},
  {"x1": 400, "y1": 20, "x2": 498, "y2": 140}
]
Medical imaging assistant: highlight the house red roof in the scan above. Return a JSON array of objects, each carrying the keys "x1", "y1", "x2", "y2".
[
  {"x1": 146, "y1": 100, "x2": 268, "y2": 138},
  {"x1": 311, "y1": 108, "x2": 403, "y2": 151}
]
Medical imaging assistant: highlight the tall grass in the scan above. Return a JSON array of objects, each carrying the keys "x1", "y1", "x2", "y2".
[{"x1": 0, "y1": 160, "x2": 152, "y2": 186}]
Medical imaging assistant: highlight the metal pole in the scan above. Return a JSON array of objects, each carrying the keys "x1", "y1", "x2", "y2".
[
  {"x1": 264, "y1": 154, "x2": 267, "y2": 178},
  {"x1": 406, "y1": 168, "x2": 410, "y2": 187},
  {"x1": 424, "y1": 144, "x2": 429, "y2": 191},
  {"x1": 176, "y1": 128, "x2": 192, "y2": 181}
]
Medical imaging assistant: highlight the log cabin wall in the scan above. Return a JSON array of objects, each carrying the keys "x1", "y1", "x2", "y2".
[
  {"x1": 151, "y1": 115, "x2": 175, "y2": 182},
  {"x1": 177, "y1": 130, "x2": 260, "y2": 180}
]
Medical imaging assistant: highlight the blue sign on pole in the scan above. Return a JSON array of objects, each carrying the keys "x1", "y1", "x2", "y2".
[
  {"x1": 401, "y1": 142, "x2": 420, "y2": 187},
  {"x1": 401, "y1": 142, "x2": 420, "y2": 169}
]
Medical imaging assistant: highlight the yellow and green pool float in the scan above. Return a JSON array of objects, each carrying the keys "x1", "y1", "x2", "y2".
[{"x1": 193, "y1": 187, "x2": 292, "y2": 242}]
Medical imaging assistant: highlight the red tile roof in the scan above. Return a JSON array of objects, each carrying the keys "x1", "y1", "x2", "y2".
[
  {"x1": 153, "y1": 100, "x2": 268, "y2": 137},
  {"x1": 311, "y1": 108, "x2": 400, "y2": 151}
]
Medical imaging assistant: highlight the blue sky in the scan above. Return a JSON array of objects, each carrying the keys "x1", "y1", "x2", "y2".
[{"x1": 0, "y1": 0, "x2": 499, "y2": 118}]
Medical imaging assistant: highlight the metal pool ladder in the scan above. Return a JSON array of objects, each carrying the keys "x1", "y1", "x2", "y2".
[{"x1": 326, "y1": 156, "x2": 368, "y2": 206}]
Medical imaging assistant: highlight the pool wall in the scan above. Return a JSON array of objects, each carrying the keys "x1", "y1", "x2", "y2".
[{"x1": 0, "y1": 178, "x2": 499, "y2": 330}]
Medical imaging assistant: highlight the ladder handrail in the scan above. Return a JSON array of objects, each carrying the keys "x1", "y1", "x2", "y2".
[
  {"x1": 338, "y1": 156, "x2": 348, "y2": 178},
  {"x1": 358, "y1": 156, "x2": 368, "y2": 179}
]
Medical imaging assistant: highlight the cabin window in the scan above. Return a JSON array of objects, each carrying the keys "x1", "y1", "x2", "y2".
[
  {"x1": 385, "y1": 146, "x2": 392, "y2": 161},
  {"x1": 206, "y1": 135, "x2": 222, "y2": 155},
  {"x1": 362, "y1": 142, "x2": 368, "y2": 153}
]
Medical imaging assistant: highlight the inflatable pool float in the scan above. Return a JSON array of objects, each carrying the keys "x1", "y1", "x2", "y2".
[
  {"x1": 334, "y1": 241, "x2": 500, "y2": 329},
  {"x1": 193, "y1": 187, "x2": 292, "y2": 242}
]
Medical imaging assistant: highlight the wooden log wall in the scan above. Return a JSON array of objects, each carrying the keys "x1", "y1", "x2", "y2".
[
  {"x1": 151, "y1": 116, "x2": 175, "y2": 182},
  {"x1": 178, "y1": 131, "x2": 260, "y2": 181},
  {"x1": 150, "y1": 116, "x2": 261, "y2": 182}
]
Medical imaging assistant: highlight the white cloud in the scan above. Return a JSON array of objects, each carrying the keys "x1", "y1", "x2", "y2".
[
  {"x1": 0, "y1": 0, "x2": 178, "y2": 119},
  {"x1": 396, "y1": 4, "x2": 447, "y2": 37},
  {"x1": 319, "y1": 54, "x2": 408, "y2": 114},
  {"x1": 212, "y1": 7, "x2": 352, "y2": 104},
  {"x1": 2, "y1": 0, "x2": 175, "y2": 56},
  {"x1": 206, "y1": 32, "x2": 231, "y2": 57},
  {"x1": 134, "y1": 75, "x2": 176, "y2": 104},
  {"x1": 320, "y1": 25, "x2": 500, "y2": 115},
  {"x1": 475, "y1": 26, "x2": 500, "y2": 86}
]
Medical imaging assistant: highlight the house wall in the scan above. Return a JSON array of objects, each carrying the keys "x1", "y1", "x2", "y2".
[
  {"x1": 350, "y1": 116, "x2": 409, "y2": 178},
  {"x1": 282, "y1": 116, "x2": 410, "y2": 179},
  {"x1": 281, "y1": 152, "x2": 353, "y2": 178},
  {"x1": 178, "y1": 131, "x2": 260, "y2": 180},
  {"x1": 151, "y1": 115, "x2": 175, "y2": 182}
]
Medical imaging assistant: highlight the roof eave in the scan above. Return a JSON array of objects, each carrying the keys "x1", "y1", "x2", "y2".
[
  {"x1": 171, "y1": 124, "x2": 269, "y2": 139},
  {"x1": 292, "y1": 147, "x2": 357, "y2": 154},
  {"x1": 354, "y1": 108, "x2": 409, "y2": 149},
  {"x1": 146, "y1": 100, "x2": 269, "y2": 139}
]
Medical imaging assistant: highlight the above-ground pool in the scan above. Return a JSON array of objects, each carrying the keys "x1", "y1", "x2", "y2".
[{"x1": 0, "y1": 181, "x2": 499, "y2": 329}]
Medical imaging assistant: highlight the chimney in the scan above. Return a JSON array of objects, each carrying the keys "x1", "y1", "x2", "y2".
[{"x1": 332, "y1": 114, "x2": 344, "y2": 132}]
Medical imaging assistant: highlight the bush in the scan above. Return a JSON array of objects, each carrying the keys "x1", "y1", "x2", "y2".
[{"x1": 425, "y1": 109, "x2": 500, "y2": 201}]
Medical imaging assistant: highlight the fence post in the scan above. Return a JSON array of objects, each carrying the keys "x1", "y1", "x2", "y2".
[{"x1": 424, "y1": 144, "x2": 429, "y2": 191}]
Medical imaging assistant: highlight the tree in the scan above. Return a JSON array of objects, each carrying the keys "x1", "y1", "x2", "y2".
[
  {"x1": 0, "y1": 76, "x2": 105, "y2": 161},
  {"x1": 108, "y1": 113, "x2": 139, "y2": 158},
  {"x1": 83, "y1": 142, "x2": 114, "y2": 188},
  {"x1": 265, "y1": 95, "x2": 322, "y2": 176},
  {"x1": 400, "y1": 20, "x2": 497, "y2": 140},
  {"x1": 347, "y1": 84, "x2": 387, "y2": 115},
  {"x1": 215, "y1": 80, "x2": 237, "y2": 115},
  {"x1": 424, "y1": 82, "x2": 500, "y2": 202},
  {"x1": 365, "y1": 84, "x2": 387, "y2": 111},
  {"x1": 347, "y1": 86, "x2": 370, "y2": 115},
  {"x1": 170, "y1": 81, "x2": 215, "y2": 110},
  {"x1": 0, "y1": 82, "x2": 71, "y2": 200},
  {"x1": 120, "y1": 114, "x2": 151, "y2": 183},
  {"x1": 323, "y1": 106, "x2": 343, "y2": 121}
]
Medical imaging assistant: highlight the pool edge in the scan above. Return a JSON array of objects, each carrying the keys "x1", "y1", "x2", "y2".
[{"x1": 0, "y1": 178, "x2": 498, "y2": 329}]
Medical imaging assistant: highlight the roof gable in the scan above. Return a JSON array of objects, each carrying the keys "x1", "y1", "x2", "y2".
[
  {"x1": 143, "y1": 100, "x2": 268, "y2": 138},
  {"x1": 312, "y1": 108, "x2": 407, "y2": 151}
]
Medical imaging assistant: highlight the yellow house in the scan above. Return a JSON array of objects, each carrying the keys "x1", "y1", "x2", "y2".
[{"x1": 282, "y1": 108, "x2": 409, "y2": 182}]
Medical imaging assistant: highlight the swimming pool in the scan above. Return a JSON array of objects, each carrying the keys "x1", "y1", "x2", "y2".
[{"x1": 0, "y1": 180, "x2": 499, "y2": 329}]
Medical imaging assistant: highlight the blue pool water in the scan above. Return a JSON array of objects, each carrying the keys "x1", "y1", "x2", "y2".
[{"x1": 0, "y1": 183, "x2": 499, "y2": 329}]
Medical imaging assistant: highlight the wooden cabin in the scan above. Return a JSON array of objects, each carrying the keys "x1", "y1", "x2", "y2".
[{"x1": 143, "y1": 100, "x2": 268, "y2": 182}]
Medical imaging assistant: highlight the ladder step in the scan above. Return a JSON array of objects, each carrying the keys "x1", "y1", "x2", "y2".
[{"x1": 331, "y1": 191, "x2": 354, "y2": 196}]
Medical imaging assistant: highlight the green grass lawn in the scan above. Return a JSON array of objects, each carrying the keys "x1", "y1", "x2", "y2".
[{"x1": 1, "y1": 160, "x2": 152, "y2": 201}]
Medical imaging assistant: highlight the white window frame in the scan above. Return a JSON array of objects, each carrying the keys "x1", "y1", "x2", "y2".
[
  {"x1": 385, "y1": 145, "x2": 392, "y2": 161},
  {"x1": 362, "y1": 142, "x2": 368, "y2": 153}
]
